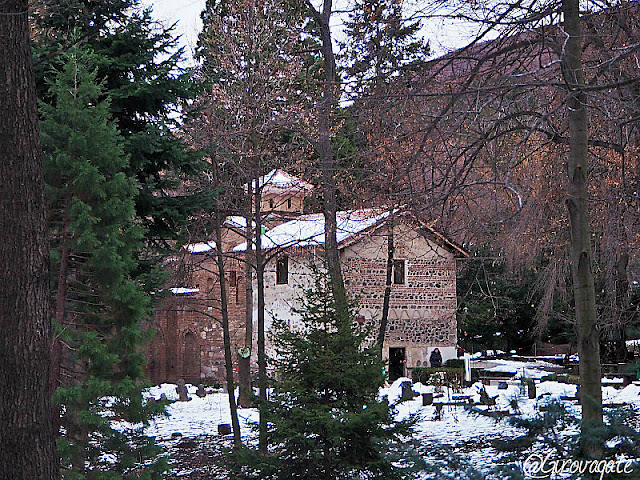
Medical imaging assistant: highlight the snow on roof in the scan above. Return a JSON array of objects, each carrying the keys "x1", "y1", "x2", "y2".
[
  {"x1": 170, "y1": 287, "x2": 200, "y2": 295},
  {"x1": 233, "y1": 208, "x2": 390, "y2": 251},
  {"x1": 254, "y1": 169, "x2": 314, "y2": 196},
  {"x1": 224, "y1": 216, "x2": 263, "y2": 230},
  {"x1": 184, "y1": 241, "x2": 216, "y2": 253}
]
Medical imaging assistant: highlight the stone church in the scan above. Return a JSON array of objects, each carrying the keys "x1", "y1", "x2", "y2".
[{"x1": 146, "y1": 170, "x2": 467, "y2": 384}]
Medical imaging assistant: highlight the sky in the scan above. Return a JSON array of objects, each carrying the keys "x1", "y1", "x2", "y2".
[
  {"x1": 138, "y1": 0, "x2": 474, "y2": 63},
  {"x1": 140, "y1": 0, "x2": 206, "y2": 61}
]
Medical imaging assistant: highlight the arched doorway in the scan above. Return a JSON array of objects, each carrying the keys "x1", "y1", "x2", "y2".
[
  {"x1": 183, "y1": 331, "x2": 201, "y2": 384},
  {"x1": 166, "y1": 310, "x2": 178, "y2": 382}
]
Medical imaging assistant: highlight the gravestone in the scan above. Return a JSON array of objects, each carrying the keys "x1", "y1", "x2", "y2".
[
  {"x1": 196, "y1": 384, "x2": 207, "y2": 398},
  {"x1": 176, "y1": 378, "x2": 190, "y2": 402},
  {"x1": 527, "y1": 379, "x2": 537, "y2": 399},
  {"x1": 400, "y1": 381, "x2": 415, "y2": 401}
]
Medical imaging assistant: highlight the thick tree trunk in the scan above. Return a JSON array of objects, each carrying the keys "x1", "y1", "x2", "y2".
[
  {"x1": 213, "y1": 204, "x2": 242, "y2": 446},
  {"x1": 0, "y1": 1, "x2": 59, "y2": 477},
  {"x1": 562, "y1": 0, "x2": 603, "y2": 452}
]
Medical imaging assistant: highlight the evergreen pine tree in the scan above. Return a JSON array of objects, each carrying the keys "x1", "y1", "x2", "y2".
[
  {"x1": 338, "y1": 0, "x2": 430, "y2": 206},
  {"x1": 236, "y1": 273, "x2": 415, "y2": 479},
  {"x1": 340, "y1": 0, "x2": 430, "y2": 97},
  {"x1": 41, "y1": 48, "x2": 164, "y2": 479},
  {"x1": 34, "y1": 1, "x2": 211, "y2": 256},
  {"x1": 34, "y1": 5, "x2": 209, "y2": 471}
]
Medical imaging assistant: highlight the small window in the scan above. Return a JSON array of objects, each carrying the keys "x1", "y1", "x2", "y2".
[
  {"x1": 229, "y1": 271, "x2": 237, "y2": 288},
  {"x1": 287, "y1": 198, "x2": 292, "y2": 209},
  {"x1": 393, "y1": 259, "x2": 406, "y2": 285},
  {"x1": 276, "y1": 255, "x2": 289, "y2": 285},
  {"x1": 269, "y1": 198, "x2": 274, "y2": 208}
]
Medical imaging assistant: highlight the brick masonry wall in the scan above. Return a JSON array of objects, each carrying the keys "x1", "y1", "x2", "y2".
[
  {"x1": 341, "y1": 223, "x2": 458, "y2": 351},
  {"x1": 258, "y1": 225, "x2": 459, "y2": 370}
]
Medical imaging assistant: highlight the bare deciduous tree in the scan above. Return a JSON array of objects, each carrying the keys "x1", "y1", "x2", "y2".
[
  {"x1": 192, "y1": 0, "x2": 309, "y2": 450},
  {"x1": 343, "y1": 0, "x2": 640, "y2": 448}
]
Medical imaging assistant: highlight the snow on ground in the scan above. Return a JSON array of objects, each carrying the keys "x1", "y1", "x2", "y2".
[
  {"x1": 138, "y1": 361, "x2": 640, "y2": 443},
  {"x1": 139, "y1": 377, "x2": 639, "y2": 445},
  {"x1": 614, "y1": 384, "x2": 640, "y2": 404},
  {"x1": 385, "y1": 378, "x2": 525, "y2": 445},
  {"x1": 481, "y1": 358, "x2": 560, "y2": 379},
  {"x1": 122, "y1": 359, "x2": 639, "y2": 476},
  {"x1": 142, "y1": 384, "x2": 258, "y2": 439}
]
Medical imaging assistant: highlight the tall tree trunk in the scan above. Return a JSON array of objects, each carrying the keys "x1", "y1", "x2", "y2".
[
  {"x1": 562, "y1": 0, "x2": 603, "y2": 453},
  {"x1": 308, "y1": 0, "x2": 349, "y2": 317},
  {"x1": 612, "y1": 252, "x2": 629, "y2": 362},
  {"x1": 0, "y1": 1, "x2": 59, "y2": 477},
  {"x1": 50, "y1": 205, "x2": 71, "y2": 433},
  {"x1": 254, "y1": 184, "x2": 268, "y2": 453},
  {"x1": 50, "y1": 236, "x2": 69, "y2": 397},
  {"x1": 213, "y1": 202, "x2": 242, "y2": 446},
  {"x1": 238, "y1": 205, "x2": 254, "y2": 408},
  {"x1": 378, "y1": 217, "x2": 394, "y2": 359}
]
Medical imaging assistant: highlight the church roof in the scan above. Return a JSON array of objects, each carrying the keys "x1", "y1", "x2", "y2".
[
  {"x1": 255, "y1": 169, "x2": 314, "y2": 196},
  {"x1": 233, "y1": 207, "x2": 467, "y2": 257},
  {"x1": 233, "y1": 208, "x2": 391, "y2": 251}
]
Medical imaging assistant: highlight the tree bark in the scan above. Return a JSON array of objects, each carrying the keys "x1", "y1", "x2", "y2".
[
  {"x1": 378, "y1": 217, "x2": 394, "y2": 359},
  {"x1": 307, "y1": 0, "x2": 349, "y2": 318},
  {"x1": 562, "y1": 0, "x2": 603, "y2": 452},
  {"x1": 254, "y1": 184, "x2": 268, "y2": 453},
  {"x1": 0, "y1": 0, "x2": 59, "y2": 477},
  {"x1": 238, "y1": 206, "x2": 254, "y2": 408},
  {"x1": 213, "y1": 199, "x2": 242, "y2": 446}
]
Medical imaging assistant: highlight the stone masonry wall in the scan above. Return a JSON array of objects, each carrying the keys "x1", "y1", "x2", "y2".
[
  {"x1": 147, "y1": 220, "x2": 461, "y2": 383},
  {"x1": 257, "y1": 222, "x2": 459, "y2": 372},
  {"x1": 342, "y1": 256, "x2": 457, "y2": 347},
  {"x1": 146, "y1": 251, "x2": 248, "y2": 385}
]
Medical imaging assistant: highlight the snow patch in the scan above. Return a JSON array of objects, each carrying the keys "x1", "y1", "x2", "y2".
[
  {"x1": 184, "y1": 241, "x2": 216, "y2": 253},
  {"x1": 614, "y1": 384, "x2": 640, "y2": 404},
  {"x1": 170, "y1": 287, "x2": 200, "y2": 295}
]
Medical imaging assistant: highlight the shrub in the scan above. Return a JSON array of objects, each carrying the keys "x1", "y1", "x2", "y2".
[
  {"x1": 411, "y1": 367, "x2": 463, "y2": 387},
  {"x1": 445, "y1": 358, "x2": 464, "y2": 369}
]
